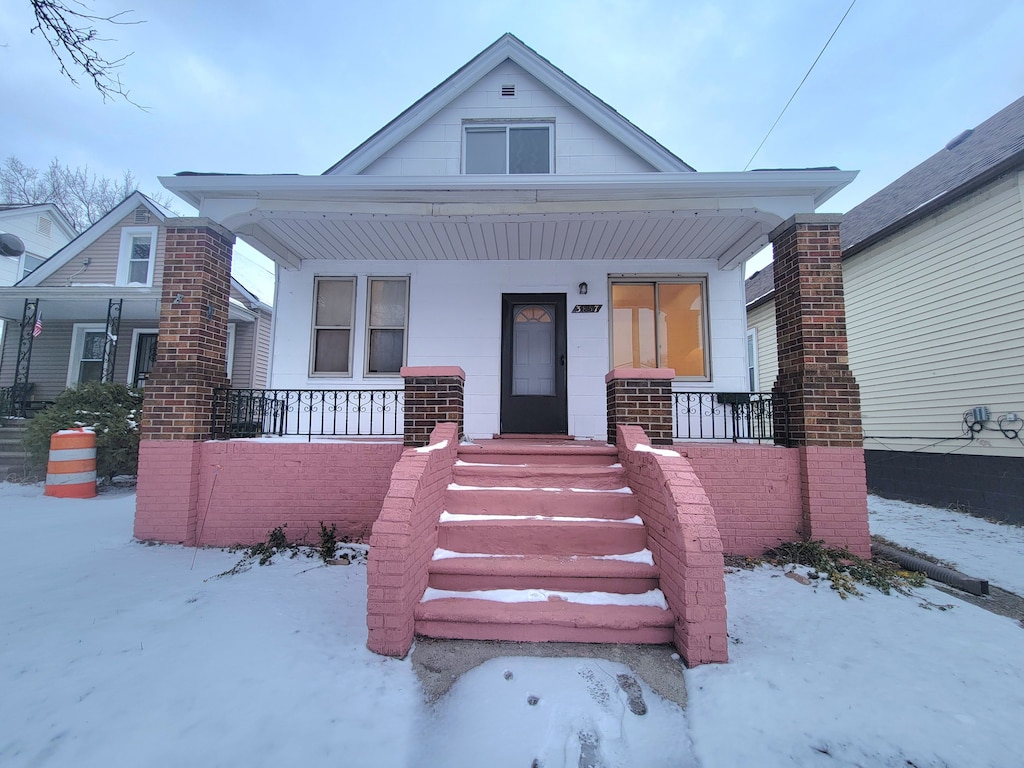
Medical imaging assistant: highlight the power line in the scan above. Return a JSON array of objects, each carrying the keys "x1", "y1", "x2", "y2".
[{"x1": 743, "y1": 0, "x2": 857, "y2": 171}]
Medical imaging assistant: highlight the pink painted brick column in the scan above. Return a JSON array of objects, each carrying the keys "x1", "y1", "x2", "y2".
[
  {"x1": 617, "y1": 424, "x2": 728, "y2": 665},
  {"x1": 135, "y1": 218, "x2": 234, "y2": 544},
  {"x1": 606, "y1": 368, "x2": 675, "y2": 445},
  {"x1": 367, "y1": 422, "x2": 458, "y2": 657},
  {"x1": 770, "y1": 214, "x2": 870, "y2": 557},
  {"x1": 401, "y1": 366, "x2": 465, "y2": 448}
]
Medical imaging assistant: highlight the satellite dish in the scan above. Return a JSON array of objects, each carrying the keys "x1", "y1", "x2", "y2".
[{"x1": 0, "y1": 233, "x2": 26, "y2": 258}]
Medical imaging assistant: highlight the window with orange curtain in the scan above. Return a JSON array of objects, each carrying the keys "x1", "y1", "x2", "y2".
[{"x1": 610, "y1": 279, "x2": 709, "y2": 379}]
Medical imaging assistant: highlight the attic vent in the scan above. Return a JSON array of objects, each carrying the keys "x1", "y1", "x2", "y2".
[
  {"x1": 945, "y1": 129, "x2": 974, "y2": 151},
  {"x1": 500, "y1": 84, "x2": 516, "y2": 97},
  {"x1": 37, "y1": 216, "x2": 52, "y2": 237},
  {"x1": 134, "y1": 208, "x2": 150, "y2": 223}
]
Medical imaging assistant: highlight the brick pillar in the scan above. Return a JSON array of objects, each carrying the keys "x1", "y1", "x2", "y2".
[
  {"x1": 770, "y1": 214, "x2": 870, "y2": 557},
  {"x1": 400, "y1": 366, "x2": 465, "y2": 447},
  {"x1": 135, "y1": 218, "x2": 235, "y2": 544},
  {"x1": 605, "y1": 368, "x2": 674, "y2": 446}
]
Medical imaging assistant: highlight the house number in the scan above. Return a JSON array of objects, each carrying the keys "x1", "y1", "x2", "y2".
[{"x1": 571, "y1": 304, "x2": 603, "y2": 314}]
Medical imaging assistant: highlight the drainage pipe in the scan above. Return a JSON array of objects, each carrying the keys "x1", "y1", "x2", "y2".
[{"x1": 872, "y1": 542, "x2": 989, "y2": 596}]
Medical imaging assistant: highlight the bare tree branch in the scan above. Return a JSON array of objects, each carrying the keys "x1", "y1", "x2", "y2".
[
  {"x1": 28, "y1": 0, "x2": 146, "y2": 107},
  {"x1": 1, "y1": 156, "x2": 176, "y2": 232}
]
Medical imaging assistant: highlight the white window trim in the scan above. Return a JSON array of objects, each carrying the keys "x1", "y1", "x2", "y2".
[
  {"x1": 19, "y1": 252, "x2": 46, "y2": 280},
  {"x1": 364, "y1": 276, "x2": 410, "y2": 377},
  {"x1": 309, "y1": 276, "x2": 356, "y2": 378},
  {"x1": 461, "y1": 121, "x2": 555, "y2": 174},
  {"x1": 126, "y1": 328, "x2": 159, "y2": 387},
  {"x1": 607, "y1": 275, "x2": 712, "y2": 382},
  {"x1": 746, "y1": 328, "x2": 759, "y2": 392},
  {"x1": 116, "y1": 226, "x2": 158, "y2": 286},
  {"x1": 67, "y1": 323, "x2": 107, "y2": 387}
]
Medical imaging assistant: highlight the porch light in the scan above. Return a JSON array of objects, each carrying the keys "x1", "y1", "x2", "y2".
[{"x1": 578, "y1": 282, "x2": 588, "y2": 295}]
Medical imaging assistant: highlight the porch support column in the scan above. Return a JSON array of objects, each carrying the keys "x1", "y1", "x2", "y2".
[
  {"x1": 11, "y1": 298, "x2": 39, "y2": 417},
  {"x1": 605, "y1": 368, "x2": 674, "y2": 446},
  {"x1": 769, "y1": 214, "x2": 870, "y2": 558},
  {"x1": 135, "y1": 218, "x2": 234, "y2": 544},
  {"x1": 400, "y1": 366, "x2": 465, "y2": 447},
  {"x1": 100, "y1": 299, "x2": 122, "y2": 384}
]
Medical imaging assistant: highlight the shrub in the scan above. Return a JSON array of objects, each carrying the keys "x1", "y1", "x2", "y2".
[{"x1": 24, "y1": 382, "x2": 143, "y2": 482}]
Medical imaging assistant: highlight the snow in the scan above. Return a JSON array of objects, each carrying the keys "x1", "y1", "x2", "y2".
[
  {"x1": 869, "y1": 495, "x2": 1024, "y2": 595},
  {"x1": 1, "y1": 484, "x2": 1021, "y2": 767},
  {"x1": 421, "y1": 587, "x2": 669, "y2": 608},
  {"x1": 447, "y1": 483, "x2": 633, "y2": 494},
  {"x1": 633, "y1": 443, "x2": 681, "y2": 458},
  {"x1": 439, "y1": 511, "x2": 644, "y2": 525},
  {"x1": 416, "y1": 439, "x2": 448, "y2": 453}
]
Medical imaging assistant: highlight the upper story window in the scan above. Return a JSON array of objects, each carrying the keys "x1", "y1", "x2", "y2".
[
  {"x1": 117, "y1": 226, "x2": 158, "y2": 286},
  {"x1": 20, "y1": 253, "x2": 46, "y2": 280},
  {"x1": 463, "y1": 123, "x2": 552, "y2": 174}
]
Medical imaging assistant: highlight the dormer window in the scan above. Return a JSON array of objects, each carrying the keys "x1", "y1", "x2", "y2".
[
  {"x1": 463, "y1": 123, "x2": 552, "y2": 174},
  {"x1": 117, "y1": 226, "x2": 158, "y2": 286}
]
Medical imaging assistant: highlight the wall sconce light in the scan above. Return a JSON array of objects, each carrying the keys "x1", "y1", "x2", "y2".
[
  {"x1": 172, "y1": 293, "x2": 184, "y2": 304},
  {"x1": 578, "y1": 281, "x2": 588, "y2": 295}
]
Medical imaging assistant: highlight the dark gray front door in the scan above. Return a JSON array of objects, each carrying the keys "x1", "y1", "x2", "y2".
[{"x1": 500, "y1": 294, "x2": 567, "y2": 434}]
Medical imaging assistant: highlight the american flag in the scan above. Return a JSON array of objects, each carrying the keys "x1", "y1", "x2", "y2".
[{"x1": 32, "y1": 312, "x2": 42, "y2": 338}]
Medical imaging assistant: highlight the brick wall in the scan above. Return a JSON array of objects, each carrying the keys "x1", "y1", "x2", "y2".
[
  {"x1": 401, "y1": 367, "x2": 465, "y2": 447},
  {"x1": 606, "y1": 368, "x2": 674, "y2": 445},
  {"x1": 617, "y1": 425, "x2": 728, "y2": 666},
  {"x1": 366, "y1": 423, "x2": 459, "y2": 656},
  {"x1": 800, "y1": 446, "x2": 871, "y2": 558},
  {"x1": 134, "y1": 439, "x2": 404, "y2": 546}
]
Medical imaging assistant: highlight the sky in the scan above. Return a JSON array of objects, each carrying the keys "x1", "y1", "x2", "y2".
[{"x1": 3, "y1": 0, "x2": 1024, "y2": 290}]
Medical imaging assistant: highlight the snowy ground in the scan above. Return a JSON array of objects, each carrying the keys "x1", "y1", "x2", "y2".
[{"x1": 1, "y1": 485, "x2": 1021, "y2": 767}]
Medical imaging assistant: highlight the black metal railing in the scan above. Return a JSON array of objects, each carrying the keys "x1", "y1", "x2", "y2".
[
  {"x1": 672, "y1": 391, "x2": 784, "y2": 443},
  {"x1": 212, "y1": 388, "x2": 404, "y2": 440},
  {"x1": 1, "y1": 383, "x2": 35, "y2": 418}
]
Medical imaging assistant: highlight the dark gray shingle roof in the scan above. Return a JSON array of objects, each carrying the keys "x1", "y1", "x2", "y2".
[
  {"x1": 745, "y1": 263, "x2": 775, "y2": 307},
  {"x1": 841, "y1": 94, "x2": 1024, "y2": 254}
]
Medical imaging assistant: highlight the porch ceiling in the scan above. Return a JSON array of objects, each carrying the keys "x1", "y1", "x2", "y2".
[
  {"x1": 0, "y1": 288, "x2": 255, "y2": 324},
  {"x1": 160, "y1": 170, "x2": 857, "y2": 271}
]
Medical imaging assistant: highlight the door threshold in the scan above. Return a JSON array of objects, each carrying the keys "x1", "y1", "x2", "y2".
[{"x1": 493, "y1": 433, "x2": 576, "y2": 441}]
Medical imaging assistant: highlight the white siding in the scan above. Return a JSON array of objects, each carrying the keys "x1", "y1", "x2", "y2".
[
  {"x1": 272, "y1": 259, "x2": 748, "y2": 440},
  {"x1": 845, "y1": 171, "x2": 1024, "y2": 458},
  {"x1": 358, "y1": 60, "x2": 656, "y2": 177},
  {"x1": 746, "y1": 299, "x2": 778, "y2": 392}
]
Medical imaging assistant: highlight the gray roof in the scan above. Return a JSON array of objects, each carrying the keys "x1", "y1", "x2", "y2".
[
  {"x1": 841, "y1": 94, "x2": 1024, "y2": 254},
  {"x1": 745, "y1": 263, "x2": 775, "y2": 307}
]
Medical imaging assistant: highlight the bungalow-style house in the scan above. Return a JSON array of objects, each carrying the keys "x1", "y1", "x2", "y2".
[
  {"x1": 0, "y1": 203, "x2": 77, "y2": 284},
  {"x1": 0, "y1": 191, "x2": 272, "y2": 416},
  {"x1": 140, "y1": 34, "x2": 870, "y2": 666},
  {"x1": 748, "y1": 93, "x2": 1024, "y2": 523}
]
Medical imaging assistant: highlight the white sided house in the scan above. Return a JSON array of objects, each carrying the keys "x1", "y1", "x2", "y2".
[{"x1": 146, "y1": 35, "x2": 870, "y2": 665}]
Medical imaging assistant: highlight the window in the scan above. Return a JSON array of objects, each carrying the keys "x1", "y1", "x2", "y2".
[
  {"x1": 310, "y1": 277, "x2": 355, "y2": 375},
  {"x1": 67, "y1": 324, "x2": 107, "y2": 386},
  {"x1": 117, "y1": 226, "x2": 157, "y2": 286},
  {"x1": 20, "y1": 253, "x2": 46, "y2": 280},
  {"x1": 746, "y1": 329, "x2": 758, "y2": 391},
  {"x1": 464, "y1": 123, "x2": 552, "y2": 174},
  {"x1": 365, "y1": 277, "x2": 409, "y2": 375},
  {"x1": 610, "y1": 279, "x2": 710, "y2": 379}
]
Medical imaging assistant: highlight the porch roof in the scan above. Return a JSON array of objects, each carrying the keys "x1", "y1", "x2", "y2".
[{"x1": 160, "y1": 169, "x2": 856, "y2": 271}]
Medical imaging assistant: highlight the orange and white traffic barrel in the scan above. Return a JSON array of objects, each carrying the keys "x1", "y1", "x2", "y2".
[{"x1": 44, "y1": 428, "x2": 97, "y2": 498}]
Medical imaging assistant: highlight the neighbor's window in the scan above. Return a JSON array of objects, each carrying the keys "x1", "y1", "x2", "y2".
[
  {"x1": 20, "y1": 253, "x2": 46, "y2": 280},
  {"x1": 67, "y1": 324, "x2": 107, "y2": 386},
  {"x1": 464, "y1": 123, "x2": 552, "y2": 174},
  {"x1": 365, "y1": 277, "x2": 409, "y2": 375},
  {"x1": 117, "y1": 226, "x2": 157, "y2": 286},
  {"x1": 610, "y1": 279, "x2": 709, "y2": 379},
  {"x1": 310, "y1": 277, "x2": 355, "y2": 375},
  {"x1": 746, "y1": 329, "x2": 758, "y2": 391}
]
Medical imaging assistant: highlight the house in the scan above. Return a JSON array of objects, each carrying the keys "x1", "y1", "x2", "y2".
[
  {"x1": 0, "y1": 191, "x2": 273, "y2": 416},
  {"x1": 140, "y1": 34, "x2": 870, "y2": 665},
  {"x1": 747, "y1": 93, "x2": 1024, "y2": 523},
  {"x1": 0, "y1": 203, "x2": 77, "y2": 285}
]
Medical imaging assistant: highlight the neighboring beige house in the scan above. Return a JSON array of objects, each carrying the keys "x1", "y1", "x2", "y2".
[
  {"x1": 0, "y1": 191, "x2": 272, "y2": 414},
  {"x1": 748, "y1": 94, "x2": 1024, "y2": 522},
  {"x1": 0, "y1": 203, "x2": 77, "y2": 285}
]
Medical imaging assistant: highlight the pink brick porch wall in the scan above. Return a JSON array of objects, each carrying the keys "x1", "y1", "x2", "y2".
[
  {"x1": 617, "y1": 425, "x2": 728, "y2": 665},
  {"x1": 681, "y1": 444, "x2": 804, "y2": 556},
  {"x1": 366, "y1": 423, "x2": 458, "y2": 657},
  {"x1": 800, "y1": 446, "x2": 871, "y2": 557},
  {"x1": 134, "y1": 439, "x2": 404, "y2": 546}
]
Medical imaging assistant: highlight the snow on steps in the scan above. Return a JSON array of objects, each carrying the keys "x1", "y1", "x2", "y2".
[{"x1": 416, "y1": 441, "x2": 673, "y2": 645}]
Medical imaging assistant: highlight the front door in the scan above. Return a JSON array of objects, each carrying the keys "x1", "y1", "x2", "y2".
[
  {"x1": 500, "y1": 293, "x2": 568, "y2": 434},
  {"x1": 132, "y1": 333, "x2": 158, "y2": 387}
]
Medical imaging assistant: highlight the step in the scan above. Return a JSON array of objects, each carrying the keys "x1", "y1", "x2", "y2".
[
  {"x1": 458, "y1": 444, "x2": 618, "y2": 467},
  {"x1": 445, "y1": 486, "x2": 637, "y2": 519},
  {"x1": 414, "y1": 591, "x2": 674, "y2": 644},
  {"x1": 452, "y1": 463, "x2": 628, "y2": 490},
  {"x1": 437, "y1": 514, "x2": 648, "y2": 555},
  {"x1": 428, "y1": 551, "x2": 660, "y2": 593}
]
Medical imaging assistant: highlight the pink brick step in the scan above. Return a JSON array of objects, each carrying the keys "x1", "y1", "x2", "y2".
[
  {"x1": 414, "y1": 597, "x2": 674, "y2": 644},
  {"x1": 437, "y1": 516, "x2": 648, "y2": 555},
  {"x1": 452, "y1": 463, "x2": 628, "y2": 490},
  {"x1": 428, "y1": 552, "x2": 660, "y2": 593},
  {"x1": 457, "y1": 443, "x2": 618, "y2": 467},
  {"x1": 445, "y1": 487, "x2": 638, "y2": 519}
]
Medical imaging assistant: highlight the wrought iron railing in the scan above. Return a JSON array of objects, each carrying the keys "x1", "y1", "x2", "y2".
[
  {"x1": 1, "y1": 384, "x2": 34, "y2": 418},
  {"x1": 212, "y1": 388, "x2": 404, "y2": 440},
  {"x1": 672, "y1": 391, "x2": 784, "y2": 443}
]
